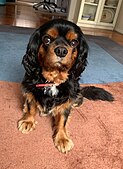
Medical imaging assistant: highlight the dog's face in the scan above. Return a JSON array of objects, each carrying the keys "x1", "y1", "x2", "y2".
[
  {"x1": 38, "y1": 27, "x2": 79, "y2": 83},
  {"x1": 23, "y1": 19, "x2": 88, "y2": 84}
]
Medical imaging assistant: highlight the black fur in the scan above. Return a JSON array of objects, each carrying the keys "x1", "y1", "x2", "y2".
[
  {"x1": 22, "y1": 19, "x2": 114, "y2": 113},
  {"x1": 81, "y1": 86, "x2": 114, "y2": 101}
]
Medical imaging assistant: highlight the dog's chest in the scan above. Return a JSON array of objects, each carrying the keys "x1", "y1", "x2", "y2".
[
  {"x1": 37, "y1": 85, "x2": 59, "y2": 116},
  {"x1": 43, "y1": 85, "x2": 59, "y2": 96}
]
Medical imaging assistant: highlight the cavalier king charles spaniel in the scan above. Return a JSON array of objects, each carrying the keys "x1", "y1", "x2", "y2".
[{"x1": 18, "y1": 19, "x2": 114, "y2": 153}]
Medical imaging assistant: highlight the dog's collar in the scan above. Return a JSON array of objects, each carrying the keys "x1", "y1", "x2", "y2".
[
  {"x1": 36, "y1": 82, "x2": 59, "y2": 96},
  {"x1": 35, "y1": 77, "x2": 66, "y2": 88},
  {"x1": 36, "y1": 83, "x2": 58, "y2": 88}
]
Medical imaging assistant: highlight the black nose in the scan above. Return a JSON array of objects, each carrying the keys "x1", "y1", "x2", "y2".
[{"x1": 54, "y1": 47, "x2": 68, "y2": 57}]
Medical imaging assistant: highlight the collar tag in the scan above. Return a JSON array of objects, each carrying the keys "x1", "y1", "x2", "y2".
[
  {"x1": 36, "y1": 83, "x2": 59, "y2": 96},
  {"x1": 44, "y1": 85, "x2": 59, "y2": 96},
  {"x1": 50, "y1": 85, "x2": 59, "y2": 96}
]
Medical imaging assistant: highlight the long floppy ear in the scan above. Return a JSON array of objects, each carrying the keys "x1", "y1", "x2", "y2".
[
  {"x1": 71, "y1": 32, "x2": 88, "y2": 79},
  {"x1": 22, "y1": 29, "x2": 42, "y2": 75}
]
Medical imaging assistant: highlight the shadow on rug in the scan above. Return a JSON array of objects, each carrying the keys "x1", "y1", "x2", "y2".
[{"x1": 0, "y1": 81, "x2": 123, "y2": 169}]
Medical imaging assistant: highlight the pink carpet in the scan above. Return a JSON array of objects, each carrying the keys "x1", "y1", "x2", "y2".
[{"x1": 0, "y1": 81, "x2": 123, "y2": 169}]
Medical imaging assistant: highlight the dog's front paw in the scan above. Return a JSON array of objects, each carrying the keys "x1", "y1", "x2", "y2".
[
  {"x1": 18, "y1": 117, "x2": 37, "y2": 134},
  {"x1": 54, "y1": 136, "x2": 74, "y2": 153}
]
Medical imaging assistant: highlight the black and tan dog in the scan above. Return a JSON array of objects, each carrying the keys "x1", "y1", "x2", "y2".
[{"x1": 18, "y1": 19, "x2": 114, "y2": 153}]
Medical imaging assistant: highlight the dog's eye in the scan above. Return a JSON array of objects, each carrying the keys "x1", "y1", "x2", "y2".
[
  {"x1": 42, "y1": 35, "x2": 51, "y2": 45},
  {"x1": 70, "y1": 40, "x2": 79, "y2": 48}
]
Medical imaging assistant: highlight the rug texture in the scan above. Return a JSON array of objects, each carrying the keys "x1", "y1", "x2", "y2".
[
  {"x1": 0, "y1": 25, "x2": 123, "y2": 169},
  {"x1": 0, "y1": 81, "x2": 123, "y2": 169}
]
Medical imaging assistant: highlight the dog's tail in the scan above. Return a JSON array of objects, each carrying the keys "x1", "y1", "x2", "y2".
[{"x1": 80, "y1": 86, "x2": 114, "y2": 101}]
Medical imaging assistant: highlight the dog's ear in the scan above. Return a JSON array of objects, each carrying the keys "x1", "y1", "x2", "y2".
[
  {"x1": 22, "y1": 29, "x2": 42, "y2": 75},
  {"x1": 71, "y1": 32, "x2": 88, "y2": 78}
]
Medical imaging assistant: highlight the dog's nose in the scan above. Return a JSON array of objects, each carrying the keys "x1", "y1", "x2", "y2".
[{"x1": 54, "y1": 47, "x2": 68, "y2": 57}]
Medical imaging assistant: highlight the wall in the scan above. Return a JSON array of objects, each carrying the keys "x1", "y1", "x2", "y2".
[
  {"x1": 67, "y1": 0, "x2": 81, "y2": 22},
  {"x1": 115, "y1": 1, "x2": 123, "y2": 34}
]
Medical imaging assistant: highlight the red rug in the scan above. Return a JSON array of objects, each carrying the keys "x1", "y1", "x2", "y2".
[{"x1": 0, "y1": 81, "x2": 123, "y2": 169}]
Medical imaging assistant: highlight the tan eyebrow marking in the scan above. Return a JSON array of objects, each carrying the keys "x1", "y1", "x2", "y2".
[
  {"x1": 46, "y1": 28, "x2": 58, "y2": 38},
  {"x1": 66, "y1": 31, "x2": 78, "y2": 41}
]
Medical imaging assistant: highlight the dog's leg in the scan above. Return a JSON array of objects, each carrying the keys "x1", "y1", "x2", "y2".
[
  {"x1": 18, "y1": 93, "x2": 37, "y2": 134},
  {"x1": 52, "y1": 100, "x2": 74, "y2": 153}
]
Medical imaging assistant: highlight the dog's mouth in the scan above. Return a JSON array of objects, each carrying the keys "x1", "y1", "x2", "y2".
[
  {"x1": 54, "y1": 61, "x2": 67, "y2": 70},
  {"x1": 42, "y1": 66, "x2": 69, "y2": 84},
  {"x1": 43, "y1": 60, "x2": 68, "y2": 72},
  {"x1": 54, "y1": 61, "x2": 62, "y2": 67}
]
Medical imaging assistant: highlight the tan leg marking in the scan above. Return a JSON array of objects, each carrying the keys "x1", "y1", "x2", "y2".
[
  {"x1": 18, "y1": 93, "x2": 37, "y2": 134},
  {"x1": 52, "y1": 100, "x2": 74, "y2": 153}
]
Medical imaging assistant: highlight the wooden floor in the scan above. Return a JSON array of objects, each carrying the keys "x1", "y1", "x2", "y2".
[{"x1": 0, "y1": 3, "x2": 123, "y2": 46}]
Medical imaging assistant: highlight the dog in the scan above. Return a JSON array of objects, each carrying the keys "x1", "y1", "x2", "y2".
[{"x1": 18, "y1": 19, "x2": 114, "y2": 153}]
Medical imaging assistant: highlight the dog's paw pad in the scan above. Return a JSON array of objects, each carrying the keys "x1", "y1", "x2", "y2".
[
  {"x1": 54, "y1": 138, "x2": 74, "y2": 153},
  {"x1": 18, "y1": 119, "x2": 37, "y2": 134}
]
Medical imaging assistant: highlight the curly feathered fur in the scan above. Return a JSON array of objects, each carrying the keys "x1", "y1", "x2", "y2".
[{"x1": 18, "y1": 19, "x2": 114, "y2": 153}]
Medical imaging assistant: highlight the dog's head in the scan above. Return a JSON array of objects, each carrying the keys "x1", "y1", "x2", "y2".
[{"x1": 23, "y1": 19, "x2": 88, "y2": 84}]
